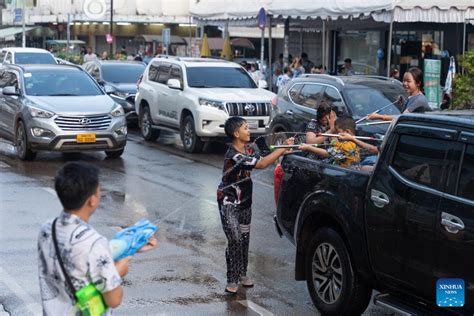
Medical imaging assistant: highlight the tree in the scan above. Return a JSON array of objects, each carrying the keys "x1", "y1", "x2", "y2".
[{"x1": 453, "y1": 50, "x2": 474, "y2": 109}]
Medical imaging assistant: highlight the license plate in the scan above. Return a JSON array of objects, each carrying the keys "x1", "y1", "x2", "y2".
[
  {"x1": 76, "y1": 134, "x2": 96, "y2": 143},
  {"x1": 247, "y1": 120, "x2": 258, "y2": 129}
]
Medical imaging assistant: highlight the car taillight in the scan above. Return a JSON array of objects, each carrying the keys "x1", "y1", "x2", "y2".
[
  {"x1": 274, "y1": 163, "x2": 284, "y2": 205},
  {"x1": 136, "y1": 74, "x2": 143, "y2": 91},
  {"x1": 271, "y1": 95, "x2": 278, "y2": 109}
]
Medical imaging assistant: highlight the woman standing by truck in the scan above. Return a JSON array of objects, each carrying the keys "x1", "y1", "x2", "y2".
[{"x1": 368, "y1": 67, "x2": 431, "y2": 121}]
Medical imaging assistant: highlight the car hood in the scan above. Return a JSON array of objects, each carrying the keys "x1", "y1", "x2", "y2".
[
  {"x1": 105, "y1": 82, "x2": 137, "y2": 94},
  {"x1": 192, "y1": 88, "x2": 275, "y2": 102},
  {"x1": 27, "y1": 95, "x2": 116, "y2": 115}
]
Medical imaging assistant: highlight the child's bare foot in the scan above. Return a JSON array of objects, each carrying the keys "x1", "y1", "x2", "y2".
[{"x1": 225, "y1": 283, "x2": 238, "y2": 294}]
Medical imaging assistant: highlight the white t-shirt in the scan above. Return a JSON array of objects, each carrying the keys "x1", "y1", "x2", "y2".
[
  {"x1": 38, "y1": 212, "x2": 122, "y2": 315},
  {"x1": 83, "y1": 53, "x2": 97, "y2": 62}
]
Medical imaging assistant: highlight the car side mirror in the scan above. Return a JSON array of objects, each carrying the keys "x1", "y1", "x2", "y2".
[
  {"x1": 2, "y1": 86, "x2": 19, "y2": 96},
  {"x1": 258, "y1": 80, "x2": 268, "y2": 89},
  {"x1": 104, "y1": 85, "x2": 116, "y2": 94},
  {"x1": 167, "y1": 78, "x2": 182, "y2": 90}
]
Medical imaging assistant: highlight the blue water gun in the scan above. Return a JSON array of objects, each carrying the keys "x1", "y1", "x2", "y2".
[{"x1": 109, "y1": 219, "x2": 157, "y2": 261}]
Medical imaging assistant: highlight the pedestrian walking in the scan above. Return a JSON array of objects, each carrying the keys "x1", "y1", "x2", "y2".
[
  {"x1": 217, "y1": 117, "x2": 294, "y2": 294},
  {"x1": 38, "y1": 162, "x2": 157, "y2": 315}
]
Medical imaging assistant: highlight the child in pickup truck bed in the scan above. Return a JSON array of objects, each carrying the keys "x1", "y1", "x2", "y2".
[
  {"x1": 217, "y1": 116, "x2": 294, "y2": 294},
  {"x1": 299, "y1": 117, "x2": 378, "y2": 168}
]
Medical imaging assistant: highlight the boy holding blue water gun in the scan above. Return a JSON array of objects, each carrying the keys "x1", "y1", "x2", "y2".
[{"x1": 38, "y1": 162, "x2": 157, "y2": 315}]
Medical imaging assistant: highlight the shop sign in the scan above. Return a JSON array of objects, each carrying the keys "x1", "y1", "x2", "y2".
[
  {"x1": 105, "y1": 33, "x2": 113, "y2": 44},
  {"x1": 424, "y1": 59, "x2": 441, "y2": 109}
]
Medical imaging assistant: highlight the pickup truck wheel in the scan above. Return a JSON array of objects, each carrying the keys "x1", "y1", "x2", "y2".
[
  {"x1": 306, "y1": 228, "x2": 372, "y2": 315},
  {"x1": 181, "y1": 115, "x2": 203, "y2": 153},
  {"x1": 16, "y1": 121, "x2": 36, "y2": 161},
  {"x1": 140, "y1": 106, "x2": 160, "y2": 141}
]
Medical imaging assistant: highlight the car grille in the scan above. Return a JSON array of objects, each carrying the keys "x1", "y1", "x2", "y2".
[
  {"x1": 225, "y1": 102, "x2": 270, "y2": 117},
  {"x1": 54, "y1": 114, "x2": 111, "y2": 131}
]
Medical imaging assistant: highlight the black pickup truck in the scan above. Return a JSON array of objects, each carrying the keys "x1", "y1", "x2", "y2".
[{"x1": 274, "y1": 112, "x2": 474, "y2": 315}]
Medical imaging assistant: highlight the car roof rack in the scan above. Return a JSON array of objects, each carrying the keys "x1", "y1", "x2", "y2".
[
  {"x1": 357, "y1": 75, "x2": 403, "y2": 85},
  {"x1": 155, "y1": 55, "x2": 181, "y2": 61},
  {"x1": 300, "y1": 74, "x2": 345, "y2": 86}
]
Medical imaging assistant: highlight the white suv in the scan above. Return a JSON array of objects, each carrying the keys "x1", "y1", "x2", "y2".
[
  {"x1": 135, "y1": 56, "x2": 275, "y2": 153},
  {"x1": 0, "y1": 47, "x2": 57, "y2": 65}
]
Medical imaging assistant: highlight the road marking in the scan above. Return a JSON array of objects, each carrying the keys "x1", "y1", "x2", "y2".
[
  {"x1": 0, "y1": 267, "x2": 42, "y2": 315},
  {"x1": 42, "y1": 187, "x2": 56, "y2": 196},
  {"x1": 0, "y1": 161, "x2": 10, "y2": 168},
  {"x1": 238, "y1": 300, "x2": 274, "y2": 316}
]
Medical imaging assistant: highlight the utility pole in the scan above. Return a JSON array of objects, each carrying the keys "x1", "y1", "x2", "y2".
[
  {"x1": 109, "y1": 0, "x2": 114, "y2": 56},
  {"x1": 21, "y1": 0, "x2": 26, "y2": 47}
]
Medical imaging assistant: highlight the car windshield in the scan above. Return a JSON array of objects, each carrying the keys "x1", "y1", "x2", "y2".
[
  {"x1": 344, "y1": 88, "x2": 401, "y2": 118},
  {"x1": 15, "y1": 53, "x2": 57, "y2": 64},
  {"x1": 24, "y1": 69, "x2": 104, "y2": 96},
  {"x1": 102, "y1": 64, "x2": 145, "y2": 83},
  {"x1": 186, "y1": 67, "x2": 257, "y2": 88}
]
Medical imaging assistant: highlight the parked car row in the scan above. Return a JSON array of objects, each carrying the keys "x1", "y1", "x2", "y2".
[{"x1": 0, "y1": 47, "x2": 410, "y2": 161}]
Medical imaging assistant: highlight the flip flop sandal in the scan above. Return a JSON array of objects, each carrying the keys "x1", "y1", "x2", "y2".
[{"x1": 225, "y1": 283, "x2": 238, "y2": 294}]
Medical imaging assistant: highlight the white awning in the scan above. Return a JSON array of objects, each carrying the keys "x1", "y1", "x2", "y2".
[
  {"x1": 190, "y1": 0, "x2": 392, "y2": 23},
  {"x1": 0, "y1": 26, "x2": 39, "y2": 39},
  {"x1": 372, "y1": 0, "x2": 474, "y2": 23}
]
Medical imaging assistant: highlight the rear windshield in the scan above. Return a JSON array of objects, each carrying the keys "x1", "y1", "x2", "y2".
[
  {"x1": 186, "y1": 67, "x2": 257, "y2": 88},
  {"x1": 24, "y1": 70, "x2": 104, "y2": 96},
  {"x1": 14, "y1": 53, "x2": 57, "y2": 64},
  {"x1": 344, "y1": 88, "x2": 401, "y2": 118},
  {"x1": 102, "y1": 64, "x2": 145, "y2": 83}
]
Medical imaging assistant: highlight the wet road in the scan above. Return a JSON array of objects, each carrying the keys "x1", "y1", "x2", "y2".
[{"x1": 0, "y1": 130, "x2": 390, "y2": 315}]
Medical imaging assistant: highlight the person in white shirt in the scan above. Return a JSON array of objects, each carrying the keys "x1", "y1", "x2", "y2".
[
  {"x1": 83, "y1": 46, "x2": 97, "y2": 62},
  {"x1": 38, "y1": 162, "x2": 156, "y2": 315}
]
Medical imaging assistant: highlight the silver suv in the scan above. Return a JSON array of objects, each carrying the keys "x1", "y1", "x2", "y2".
[
  {"x1": 0, "y1": 64, "x2": 127, "y2": 160},
  {"x1": 135, "y1": 56, "x2": 275, "y2": 153}
]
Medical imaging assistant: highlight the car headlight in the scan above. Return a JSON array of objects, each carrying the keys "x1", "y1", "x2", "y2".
[
  {"x1": 111, "y1": 91, "x2": 128, "y2": 99},
  {"x1": 199, "y1": 98, "x2": 225, "y2": 110},
  {"x1": 27, "y1": 106, "x2": 54, "y2": 118},
  {"x1": 110, "y1": 104, "x2": 125, "y2": 117}
]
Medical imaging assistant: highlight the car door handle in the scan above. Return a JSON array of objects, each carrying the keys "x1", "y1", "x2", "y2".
[
  {"x1": 285, "y1": 110, "x2": 293, "y2": 116},
  {"x1": 441, "y1": 212, "x2": 465, "y2": 234},
  {"x1": 370, "y1": 189, "x2": 390, "y2": 208}
]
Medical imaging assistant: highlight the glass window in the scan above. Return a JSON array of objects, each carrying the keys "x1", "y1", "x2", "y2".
[
  {"x1": 391, "y1": 135, "x2": 460, "y2": 192},
  {"x1": 288, "y1": 83, "x2": 303, "y2": 103},
  {"x1": 186, "y1": 67, "x2": 257, "y2": 88},
  {"x1": 14, "y1": 52, "x2": 56, "y2": 64},
  {"x1": 344, "y1": 88, "x2": 400, "y2": 119},
  {"x1": 458, "y1": 145, "x2": 474, "y2": 201},
  {"x1": 169, "y1": 65, "x2": 182, "y2": 85},
  {"x1": 157, "y1": 64, "x2": 171, "y2": 84},
  {"x1": 296, "y1": 84, "x2": 324, "y2": 109},
  {"x1": 336, "y1": 31, "x2": 380, "y2": 75},
  {"x1": 24, "y1": 69, "x2": 103, "y2": 96},
  {"x1": 323, "y1": 86, "x2": 347, "y2": 116},
  {"x1": 102, "y1": 64, "x2": 145, "y2": 83},
  {"x1": 0, "y1": 71, "x2": 17, "y2": 88},
  {"x1": 5, "y1": 52, "x2": 12, "y2": 63},
  {"x1": 148, "y1": 63, "x2": 159, "y2": 82},
  {"x1": 0, "y1": 51, "x2": 5, "y2": 62}
]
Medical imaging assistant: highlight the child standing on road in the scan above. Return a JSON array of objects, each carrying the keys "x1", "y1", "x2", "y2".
[
  {"x1": 299, "y1": 117, "x2": 378, "y2": 168},
  {"x1": 217, "y1": 117, "x2": 294, "y2": 294},
  {"x1": 37, "y1": 162, "x2": 156, "y2": 315}
]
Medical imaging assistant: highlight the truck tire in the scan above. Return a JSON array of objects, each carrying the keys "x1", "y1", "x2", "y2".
[
  {"x1": 305, "y1": 227, "x2": 372, "y2": 315},
  {"x1": 140, "y1": 105, "x2": 160, "y2": 141},
  {"x1": 180, "y1": 115, "x2": 204, "y2": 153},
  {"x1": 16, "y1": 120, "x2": 36, "y2": 161}
]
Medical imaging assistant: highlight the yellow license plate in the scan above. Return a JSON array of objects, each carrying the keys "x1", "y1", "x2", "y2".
[{"x1": 76, "y1": 134, "x2": 96, "y2": 143}]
